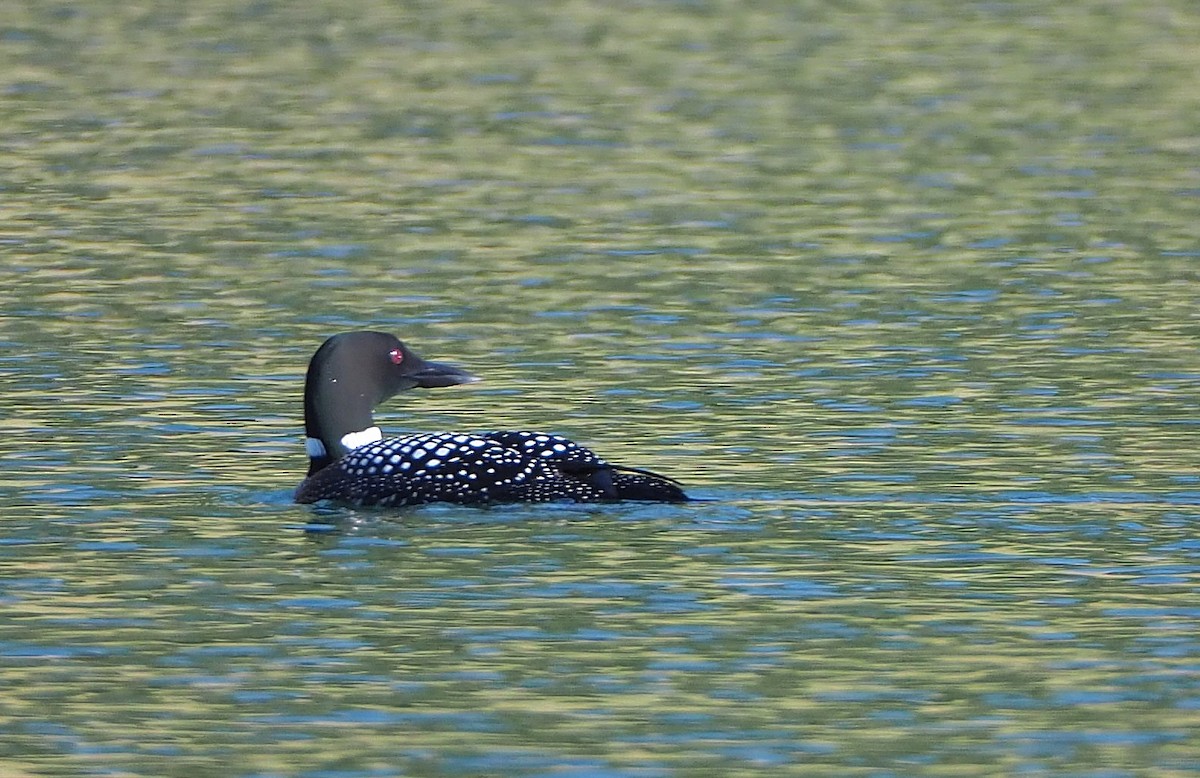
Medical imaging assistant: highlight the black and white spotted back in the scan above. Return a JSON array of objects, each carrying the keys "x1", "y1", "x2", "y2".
[{"x1": 294, "y1": 430, "x2": 685, "y2": 507}]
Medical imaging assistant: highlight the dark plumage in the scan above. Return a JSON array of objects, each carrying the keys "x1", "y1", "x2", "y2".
[{"x1": 294, "y1": 331, "x2": 688, "y2": 507}]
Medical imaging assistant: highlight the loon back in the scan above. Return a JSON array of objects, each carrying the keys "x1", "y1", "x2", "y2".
[{"x1": 295, "y1": 331, "x2": 689, "y2": 507}]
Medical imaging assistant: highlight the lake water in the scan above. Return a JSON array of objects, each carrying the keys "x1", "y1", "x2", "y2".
[{"x1": 2, "y1": 1, "x2": 1199, "y2": 775}]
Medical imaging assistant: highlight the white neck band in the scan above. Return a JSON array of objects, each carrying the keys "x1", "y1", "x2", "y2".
[{"x1": 340, "y1": 426, "x2": 383, "y2": 451}]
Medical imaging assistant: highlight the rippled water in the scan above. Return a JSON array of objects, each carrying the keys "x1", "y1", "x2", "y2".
[{"x1": 3, "y1": 1, "x2": 1200, "y2": 775}]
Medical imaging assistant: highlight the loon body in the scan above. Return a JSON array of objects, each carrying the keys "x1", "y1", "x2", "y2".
[{"x1": 294, "y1": 331, "x2": 688, "y2": 507}]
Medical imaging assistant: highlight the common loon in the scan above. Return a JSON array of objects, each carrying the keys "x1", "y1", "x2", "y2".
[{"x1": 294, "y1": 331, "x2": 689, "y2": 506}]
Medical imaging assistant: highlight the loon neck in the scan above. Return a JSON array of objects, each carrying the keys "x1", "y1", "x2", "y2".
[
  {"x1": 303, "y1": 339, "x2": 388, "y2": 475},
  {"x1": 304, "y1": 388, "x2": 384, "y2": 476},
  {"x1": 304, "y1": 424, "x2": 384, "y2": 474}
]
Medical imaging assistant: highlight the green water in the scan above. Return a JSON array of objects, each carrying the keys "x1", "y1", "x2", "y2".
[{"x1": 2, "y1": 1, "x2": 1199, "y2": 775}]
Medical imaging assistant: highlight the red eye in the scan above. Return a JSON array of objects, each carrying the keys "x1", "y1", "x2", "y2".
[{"x1": 389, "y1": 348, "x2": 404, "y2": 365}]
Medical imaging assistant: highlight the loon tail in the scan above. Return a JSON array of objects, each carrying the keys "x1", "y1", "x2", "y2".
[{"x1": 610, "y1": 465, "x2": 690, "y2": 502}]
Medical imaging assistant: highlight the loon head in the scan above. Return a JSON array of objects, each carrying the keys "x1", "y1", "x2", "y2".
[{"x1": 302, "y1": 331, "x2": 478, "y2": 475}]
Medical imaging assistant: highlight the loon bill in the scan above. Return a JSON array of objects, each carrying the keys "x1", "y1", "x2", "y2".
[{"x1": 294, "y1": 331, "x2": 689, "y2": 507}]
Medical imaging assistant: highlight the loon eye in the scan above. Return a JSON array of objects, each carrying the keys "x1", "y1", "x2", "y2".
[{"x1": 388, "y1": 348, "x2": 404, "y2": 365}]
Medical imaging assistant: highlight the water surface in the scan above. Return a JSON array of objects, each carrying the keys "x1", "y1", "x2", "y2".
[{"x1": 2, "y1": 1, "x2": 1199, "y2": 775}]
